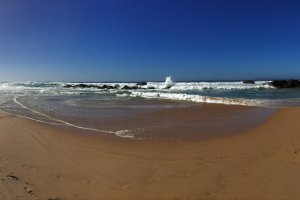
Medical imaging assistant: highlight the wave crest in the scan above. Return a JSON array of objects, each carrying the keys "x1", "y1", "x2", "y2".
[{"x1": 130, "y1": 91, "x2": 260, "y2": 106}]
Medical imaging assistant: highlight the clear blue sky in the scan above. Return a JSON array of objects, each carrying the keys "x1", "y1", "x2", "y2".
[{"x1": 0, "y1": 0, "x2": 300, "y2": 82}]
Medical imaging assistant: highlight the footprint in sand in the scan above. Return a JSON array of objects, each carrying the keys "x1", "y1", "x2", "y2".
[
  {"x1": 293, "y1": 149, "x2": 300, "y2": 164},
  {"x1": 82, "y1": 179, "x2": 92, "y2": 185},
  {"x1": 21, "y1": 164, "x2": 37, "y2": 172},
  {"x1": 113, "y1": 183, "x2": 130, "y2": 191},
  {"x1": 23, "y1": 185, "x2": 34, "y2": 195},
  {"x1": 55, "y1": 175, "x2": 66, "y2": 182},
  {"x1": 77, "y1": 176, "x2": 98, "y2": 185},
  {"x1": 0, "y1": 157, "x2": 8, "y2": 167},
  {"x1": 172, "y1": 197, "x2": 191, "y2": 200},
  {"x1": 216, "y1": 172, "x2": 231, "y2": 186},
  {"x1": 196, "y1": 157, "x2": 208, "y2": 164},
  {"x1": 146, "y1": 175, "x2": 161, "y2": 184},
  {"x1": 174, "y1": 165, "x2": 194, "y2": 178},
  {"x1": 200, "y1": 190, "x2": 216, "y2": 199},
  {"x1": 1, "y1": 157, "x2": 8, "y2": 161},
  {"x1": 0, "y1": 169, "x2": 41, "y2": 199}
]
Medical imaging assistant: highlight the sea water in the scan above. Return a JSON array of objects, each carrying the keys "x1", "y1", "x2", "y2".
[{"x1": 0, "y1": 79, "x2": 299, "y2": 139}]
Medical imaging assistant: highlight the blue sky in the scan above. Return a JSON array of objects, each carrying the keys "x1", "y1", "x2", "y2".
[{"x1": 0, "y1": 0, "x2": 300, "y2": 82}]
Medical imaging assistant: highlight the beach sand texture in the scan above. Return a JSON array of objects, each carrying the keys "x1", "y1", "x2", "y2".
[{"x1": 0, "y1": 107, "x2": 300, "y2": 200}]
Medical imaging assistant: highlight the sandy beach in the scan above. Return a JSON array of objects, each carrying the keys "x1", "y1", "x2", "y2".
[
  {"x1": 2, "y1": 0, "x2": 300, "y2": 199},
  {"x1": 0, "y1": 107, "x2": 300, "y2": 200}
]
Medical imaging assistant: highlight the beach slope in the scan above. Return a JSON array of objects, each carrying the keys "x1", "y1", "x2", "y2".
[{"x1": 0, "y1": 108, "x2": 300, "y2": 199}]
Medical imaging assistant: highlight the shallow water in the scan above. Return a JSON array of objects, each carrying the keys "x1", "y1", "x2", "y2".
[{"x1": 0, "y1": 81, "x2": 298, "y2": 139}]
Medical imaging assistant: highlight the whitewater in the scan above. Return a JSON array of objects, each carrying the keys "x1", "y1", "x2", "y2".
[
  {"x1": 0, "y1": 78, "x2": 299, "y2": 107},
  {"x1": 0, "y1": 77, "x2": 299, "y2": 138}
]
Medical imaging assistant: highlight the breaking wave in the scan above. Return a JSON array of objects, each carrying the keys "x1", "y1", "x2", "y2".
[
  {"x1": 129, "y1": 91, "x2": 260, "y2": 106},
  {"x1": 0, "y1": 79, "x2": 300, "y2": 109},
  {"x1": 0, "y1": 78, "x2": 299, "y2": 139}
]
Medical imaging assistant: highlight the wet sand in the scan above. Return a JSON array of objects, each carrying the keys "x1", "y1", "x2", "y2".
[
  {"x1": 0, "y1": 106, "x2": 300, "y2": 199},
  {"x1": 66, "y1": 103, "x2": 275, "y2": 140},
  {"x1": 130, "y1": 104, "x2": 275, "y2": 140}
]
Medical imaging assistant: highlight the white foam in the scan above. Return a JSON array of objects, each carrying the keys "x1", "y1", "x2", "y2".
[
  {"x1": 114, "y1": 130, "x2": 135, "y2": 138},
  {"x1": 164, "y1": 76, "x2": 175, "y2": 88},
  {"x1": 130, "y1": 91, "x2": 260, "y2": 106},
  {"x1": 12, "y1": 97, "x2": 134, "y2": 138},
  {"x1": 0, "y1": 109, "x2": 65, "y2": 126},
  {"x1": 0, "y1": 80, "x2": 279, "y2": 108},
  {"x1": 0, "y1": 81, "x2": 273, "y2": 94},
  {"x1": 146, "y1": 81, "x2": 273, "y2": 91}
]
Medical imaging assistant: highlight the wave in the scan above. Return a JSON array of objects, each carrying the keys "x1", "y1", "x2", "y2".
[
  {"x1": 9, "y1": 97, "x2": 135, "y2": 138},
  {"x1": 128, "y1": 91, "x2": 261, "y2": 106},
  {"x1": 146, "y1": 81, "x2": 273, "y2": 90},
  {"x1": 164, "y1": 76, "x2": 175, "y2": 88},
  {"x1": 1, "y1": 81, "x2": 298, "y2": 107},
  {"x1": 0, "y1": 81, "x2": 273, "y2": 91}
]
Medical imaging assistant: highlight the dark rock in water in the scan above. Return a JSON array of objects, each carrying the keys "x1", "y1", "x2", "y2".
[
  {"x1": 77, "y1": 84, "x2": 86, "y2": 88},
  {"x1": 96, "y1": 85, "x2": 107, "y2": 89},
  {"x1": 269, "y1": 80, "x2": 300, "y2": 88},
  {"x1": 64, "y1": 84, "x2": 73, "y2": 88},
  {"x1": 122, "y1": 85, "x2": 138, "y2": 90},
  {"x1": 121, "y1": 85, "x2": 131, "y2": 90},
  {"x1": 243, "y1": 80, "x2": 255, "y2": 84},
  {"x1": 76, "y1": 84, "x2": 92, "y2": 88},
  {"x1": 147, "y1": 86, "x2": 155, "y2": 89},
  {"x1": 107, "y1": 85, "x2": 117, "y2": 89},
  {"x1": 136, "y1": 82, "x2": 147, "y2": 86},
  {"x1": 97, "y1": 85, "x2": 117, "y2": 89},
  {"x1": 64, "y1": 84, "x2": 118, "y2": 89},
  {"x1": 164, "y1": 85, "x2": 172, "y2": 89}
]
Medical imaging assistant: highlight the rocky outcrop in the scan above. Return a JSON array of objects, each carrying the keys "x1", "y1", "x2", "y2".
[
  {"x1": 243, "y1": 80, "x2": 255, "y2": 84},
  {"x1": 269, "y1": 80, "x2": 300, "y2": 88},
  {"x1": 63, "y1": 84, "x2": 118, "y2": 89},
  {"x1": 136, "y1": 82, "x2": 147, "y2": 86},
  {"x1": 121, "y1": 85, "x2": 139, "y2": 90},
  {"x1": 164, "y1": 85, "x2": 172, "y2": 89},
  {"x1": 64, "y1": 83, "x2": 148, "y2": 90},
  {"x1": 96, "y1": 85, "x2": 117, "y2": 89},
  {"x1": 63, "y1": 84, "x2": 74, "y2": 88},
  {"x1": 63, "y1": 84, "x2": 92, "y2": 89}
]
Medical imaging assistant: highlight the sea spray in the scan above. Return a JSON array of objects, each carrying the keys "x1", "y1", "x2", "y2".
[{"x1": 164, "y1": 76, "x2": 175, "y2": 89}]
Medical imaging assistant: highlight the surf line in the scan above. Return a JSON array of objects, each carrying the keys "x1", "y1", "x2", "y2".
[
  {"x1": 12, "y1": 97, "x2": 133, "y2": 138},
  {"x1": 0, "y1": 99, "x2": 12, "y2": 106},
  {"x1": 0, "y1": 97, "x2": 60, "y2": 126}
]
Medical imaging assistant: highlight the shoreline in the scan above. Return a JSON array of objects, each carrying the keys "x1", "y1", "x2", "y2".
[
  {"x1": 0, "y1": 107, "x2": 300, "y2": 199},
  {"x1": 0, "y1": 103, "x2": 276, "y2": 141}
]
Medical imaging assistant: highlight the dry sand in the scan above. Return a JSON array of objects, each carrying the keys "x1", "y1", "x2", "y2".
[{"x1": 0, "y1": 107, "x2": 300, "y2": 200}]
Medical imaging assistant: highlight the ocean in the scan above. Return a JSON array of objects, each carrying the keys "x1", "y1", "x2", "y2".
[{"x1": 0, "y1": 78, "x2": 299, "y2": 139}]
